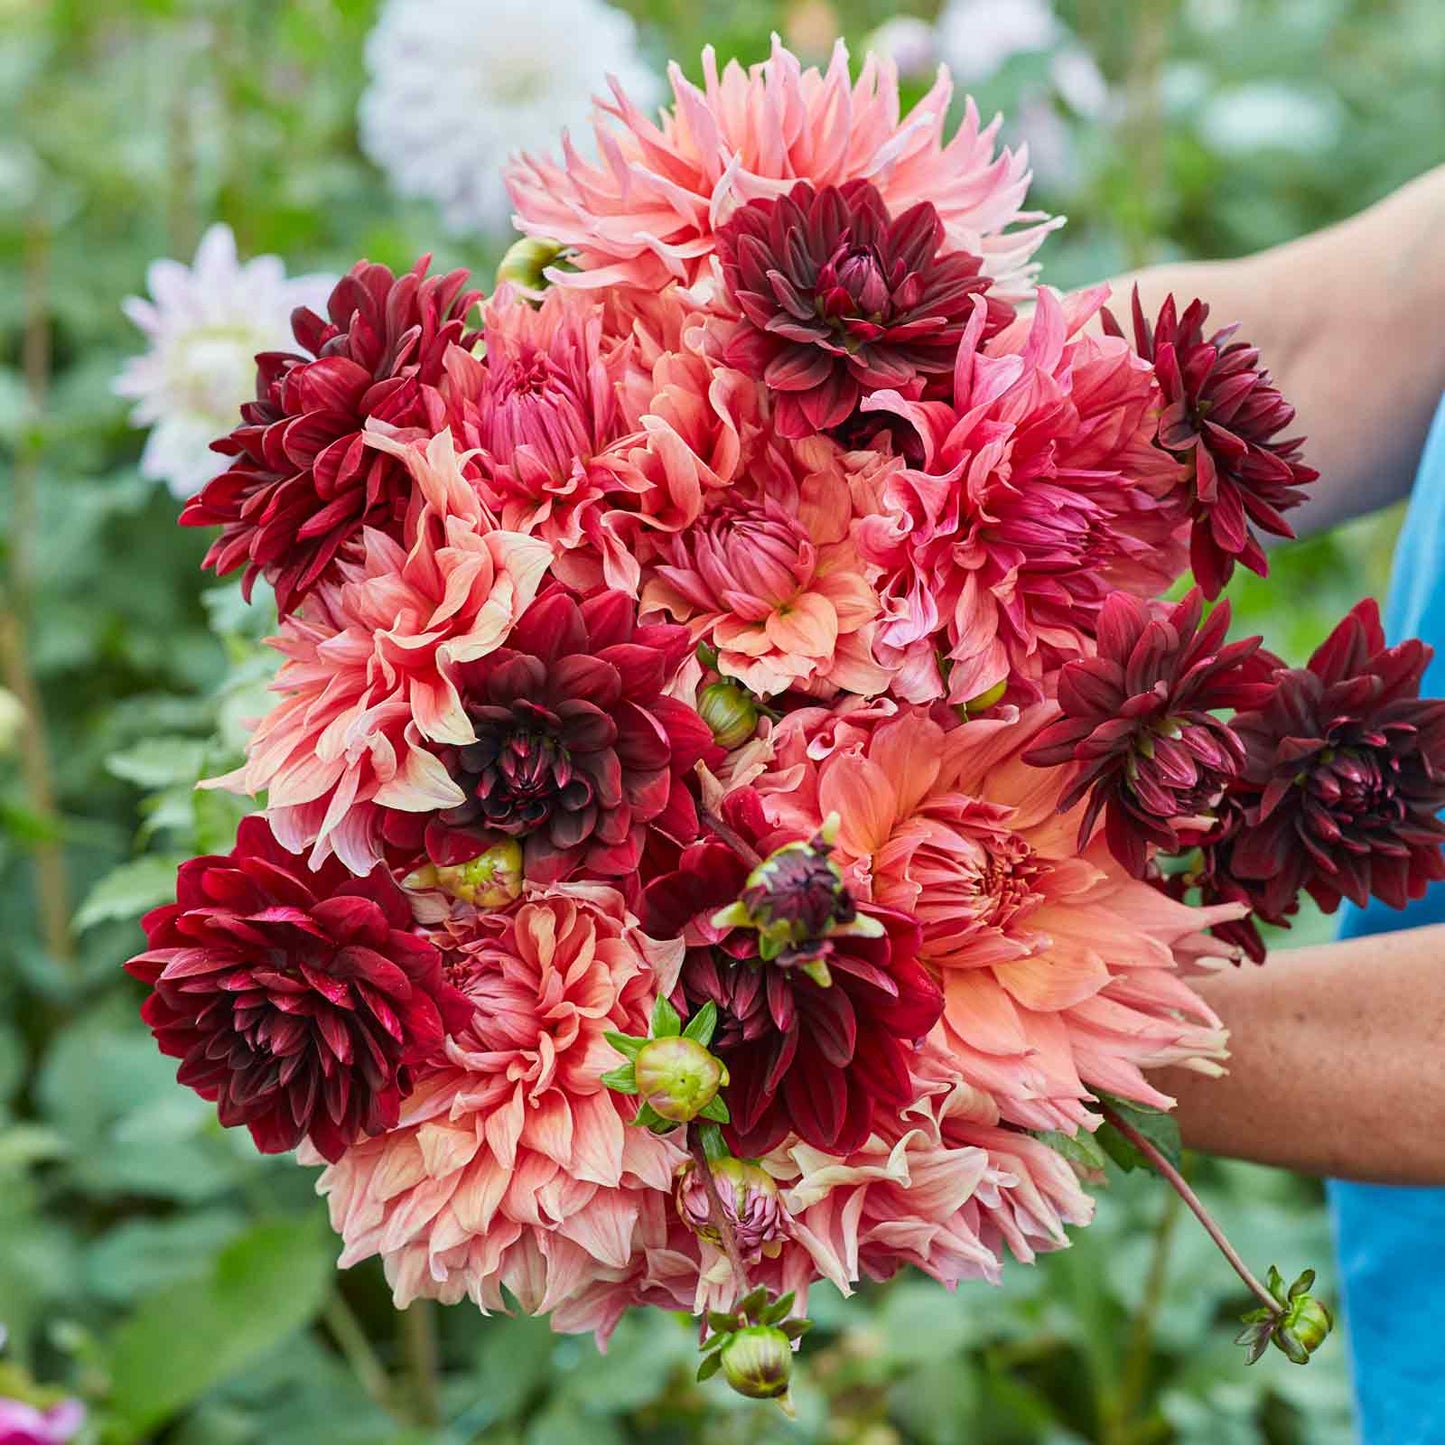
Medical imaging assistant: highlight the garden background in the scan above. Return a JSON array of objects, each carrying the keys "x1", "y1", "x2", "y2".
[{"x1": 2, "y1": 0, "x2": 1442, "y2": 1440}]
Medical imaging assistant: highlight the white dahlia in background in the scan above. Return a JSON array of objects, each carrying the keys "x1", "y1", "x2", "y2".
[
  {"x1": 358, "y1": 0, "x2": 658, "y2": 237},
  {"x1": 936, "y1": 0, "x2": 1059, "y2": 84},
  {"x1": 114, "y1": 224, "x2": 333, "y2": 500}
]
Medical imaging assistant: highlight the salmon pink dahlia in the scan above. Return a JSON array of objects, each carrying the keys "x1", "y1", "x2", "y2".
[
  {"x1": 184, "y1": 258, "x2": 481, "y2": 614},
  {"x1": 212, "y1": 429, "x2": 551, "y2": 875},
  {"x1": 506, "y1": 37, "x2": 1056, "y2": 301},
  {"x1": 125, "y1": 815, "x2": 471, "y2": 1162},
  {"x1": 311, "y1": 886, "x2": 687, "y2": 1321}
]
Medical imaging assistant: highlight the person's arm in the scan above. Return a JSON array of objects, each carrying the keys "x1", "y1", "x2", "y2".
[
  {"x1": 1149, "y1": 925, "x2": 1445, "y2": 1185},
  {"x1": 1113, "y1": 163, "x2": 1445, "y2": 534}
]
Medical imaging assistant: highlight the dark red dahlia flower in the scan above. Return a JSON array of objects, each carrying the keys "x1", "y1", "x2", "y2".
[
  {"x1": 642, "y1": 791, "x2": 944, "y2": 1157},
  {"x1": 400, "y1": 590, "x2": 718, "y2": 883},
  {"x1": 125, "y1": 814, "x2": 472, "y2": 1161},
  {"x1": 1024, "y1": 589, "x2": 1266, "y2": 875},
  {"x1": 1111, "y1": 289, "x2": 1318, "y2": 599},
  {"x1": 182, "y1": 257, "x2": 481, "y2": 615},
  {"x1": 715, "y1": 178, "x2": 1012, "y2": 439},
  {"x1": 1200, "y1": 599, "x2": 1445, "y2": 958}
]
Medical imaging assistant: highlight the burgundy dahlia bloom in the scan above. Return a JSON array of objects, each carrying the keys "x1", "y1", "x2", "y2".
[
  {"x1": 182, "y1": 257, "x2": 482, "y2": 614},
  {"x1": 125, "y1": 815, "x2": 471, "y2": 1161},
  {"x1": 1024, "y1": 589, "x2": 1265, "y2": 875},
  {"x1": 1111, "y1": 290, "x2": 1318, "y2": 599},
  {"x1": 401, "y1": 590, "x2": 718, "y2": 882},
  {"x1": 1202, "y1": 599, "x2": 1445, "y2": 958},
  {"x1": 642, "y1": 792, "x2": 944, "y2": 1157},
  {"x1": 715, "y1": 179, "x2": 1012, "y2": 439}
]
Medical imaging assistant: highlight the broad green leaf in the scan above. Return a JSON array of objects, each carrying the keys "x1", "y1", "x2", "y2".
[
  {"x1": 106, "y1": 1213, "x2": 335, "y2": 1438},
  {"x1": 106, "y1": 736, "x2": 206, "y2": 789},
  {"x1": 74, "y1": 854, "x2": 182, "y2": 931},
  {"x1": 1094, "y1": 1090, "x2": 1184, "y2": 1173}
]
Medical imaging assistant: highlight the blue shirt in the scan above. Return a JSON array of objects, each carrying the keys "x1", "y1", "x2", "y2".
[{"x1": 1331, "y1": 394, "x2": 1445, "y2": 1444}]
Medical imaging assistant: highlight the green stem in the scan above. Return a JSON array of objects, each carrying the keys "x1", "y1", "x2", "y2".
[
  {"x1": 1100, "y1": 1104, "x2": 1277, "y2": 1315},
  {"x1": 399, "y1": 1300, "x2": 442, "y2": 1429},
  {"x1": 323, "y1": 1292, "x2": 394, "y2": 1416},
  {"x1": 1112, "y1": 1188, "x2": 1182, "y2": 1441}
]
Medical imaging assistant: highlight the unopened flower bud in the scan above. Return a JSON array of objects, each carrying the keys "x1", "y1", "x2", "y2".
[
  {"x1": 961, "y1": 678, "x2": 1008, "y2": 716},
  {"x1": 496, "y1": 236, "x2": 564, "y2": 294},
  {"x1": 698, "y1": 681, "x2": 759, "y2": 750},
  {"x1": 408, "y1": 840, "x2": 523, "y2": 908},
  {"x1": 676, "y1": 1156, "x2": 788, "y2": 1261},
  {"x1": 719, "y1": 1324, "x2": 794, "y2": 1405},
  {"x1": 1282, "y1": 1293, "x2": 1332, "y2": 1355},
  {"x1": 633, "y1": 1035, "x2": 727, "y2": 1123}
]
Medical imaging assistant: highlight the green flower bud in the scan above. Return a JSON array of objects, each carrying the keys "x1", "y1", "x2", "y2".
[
  {"x1": 408, "y1": 840, "x2": 523, "y2": 908},
  {"x1": 698, "y1": 681, "x2": 760, "y2": 750},
  {"x1": 1281, "y1": 1293, "x2": 1332, "y2": 1355},
  {"x1": 496, "y1": 236, "x2": 564, "y2": 293},
  {"x1": 633, "y1": 1035, "x2": 728, "y2": 1123},
  {"x1": 960, "y1": 678, "x2": 1008, "y2": 716},
  {"x1": 719, "y1": 1324, "x2": 794, "y2": 1405}
]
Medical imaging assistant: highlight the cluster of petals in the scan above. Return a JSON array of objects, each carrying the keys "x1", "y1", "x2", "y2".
[
  {"x1": 311, "y1": 884, "x2": 689, "y2": 1321},
  {"x1": 854, "y1": 287, "x2": 1187, "y2": 705},
  {"x1": 756, "y1": 704, "x2": 1239, "y2": 1131},
  {"x1": 506, "y1": 36, "x2": 1057, "y2": 303},
  {"x1": 213, "y1": 428, "x2": 551, "y2": 874}
]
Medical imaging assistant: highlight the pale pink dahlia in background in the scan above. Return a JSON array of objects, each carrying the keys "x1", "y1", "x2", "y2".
[
  {"x1": 759, "y1": 706, "x2": 1238, "y2": 1132},
  {"x1": 855, "y1": 287, "x2": 1186, "y2": 704},
  {"x1": 115, "y1": 224, "x2": 333, "y2": 499},
  {"x1": 506, "y1": 36, "x2": 1058, "y2": 302},
  {"x1": 642, "y1": 446, "x2": 889, "y2": 697},
  {"x1": 212, "y1": 429, "x2": 550, "y2": 873},
  {"x1": 313, "y1": 886, "x2": 688, "y2": 1326}
]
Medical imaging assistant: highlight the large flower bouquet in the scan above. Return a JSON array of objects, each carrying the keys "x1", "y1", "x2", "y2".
[{"x1": 126, "y1": 38, "x2": 1445, "y2": 1407}]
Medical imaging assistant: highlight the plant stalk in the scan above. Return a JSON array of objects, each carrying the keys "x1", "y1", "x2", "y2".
[
  {"x1": 399, "y1": 1299, "x2": 442, "y2": 1429},
  {"x1": 700, "y1": 808, "x2": 763, "y2": 871},
  {"x1": 323, "y1": 1292, "x2": 395, "y2": 1417},
  {"x1": 689, "y1": 1130, "x2": 752, "y2": 1297}
]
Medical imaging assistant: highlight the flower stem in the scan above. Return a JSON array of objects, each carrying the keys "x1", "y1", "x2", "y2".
[
  {"x1": 700, "y1": 808, "x2": 763, "y2": 871},
  {"x1": 1111, "y1": 1187, "x2": 1181, "y2": 1442},
  {"x1": 398, "y1": 1299, "x2": 442, "y2": 1429},
  {"x1": 323, "y1": 1291, "x2": 394, "y2": 1417},
  {"x1": 2, "y1": 213, "x2": 74, "y2": 973},
  {"x1": 689, "y1": 1130, "x2": 752, "y2": 1297},
  {"x1": 1099, "y1": 1103, "x2": 1278, "y2": 1315}
]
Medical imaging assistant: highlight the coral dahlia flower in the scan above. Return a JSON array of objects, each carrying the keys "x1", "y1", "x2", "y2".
[
  {"x1": 1024, "y1": 589, "x2": 1264, "y2": 875},
  {"x1": 758, "y1": 706, "x2": 1237, "y2": 1131},
  {"x1": 715, "y1": 179, "x2": 1010, "y2": 438},
  {"x1": 1113, "y1": 289, "x2": 1318, "y2": 598},
  {"x1": 855, "y1": 287, "x2": 1186, "y2": 705},
  {"x1": 506, "y1": 37, "x2": 1057, "y2": 301},
  {"x1": 396, "y1": 588, "x2": 718, "y2": 882},
  {"x1": 184, "y1": 257, "x2": 481, "y2": 614},
  {"x1": 1205, "y1": 599, "x2": 1445, "y2": 953},
  {"x1": 311, "y1": 886, "x2": 687, "y2": 1321},
  {"x1": 213, "y1": 429, "x2": 551, "y2": 874},
  {"x1": 643, "y1": 451, "x2": 889, "y2": 697},
  {"x1": 125, "y1": 815, "x2": 471, "y2": 1162},
  {"x1": 641, "y1": 791, "x2": 944, "y2": 1157}
]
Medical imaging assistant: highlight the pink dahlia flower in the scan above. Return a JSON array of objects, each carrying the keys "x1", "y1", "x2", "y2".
[
  {"x1": 312, "y1": 885, "x2": 688, "y2": 1325},
  {"x1": 440, "y1": 285, "x2": 635, "y2": 586},
  {"x1": 506, "y1": 37, "x2": 1056, "y2": 302},
  {"x1": 855, "y1": 287, "x2": 1187, "y2": 704},
  {"x1": 758, "y1": 705, "x2": 1239, "y2": 1131},
  {"x1": 212, "y1": 428, "x2": 551, "y2": 874},
  {"x1": 642, "y1": 446, "x2": 890, "y2": 697},
  {"x1": 0, "y1": 1397, "x2": 85, "y2": 1445}
]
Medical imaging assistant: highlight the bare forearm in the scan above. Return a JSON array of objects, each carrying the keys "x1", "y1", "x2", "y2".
[
  {"x1": 1116, "y1": 164, "x2": 1445, "y2": 532},
  {"x1": 1151, "y1": 924, "x2": 1445, "y2": 1184}
]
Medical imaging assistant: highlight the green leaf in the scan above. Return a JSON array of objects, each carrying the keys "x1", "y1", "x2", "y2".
[
  {"x1": 697, "y1": 1094, "x2": 730, "y2": 1124},
  {"x1": 650, "y1": 996, "x2": 681, "y2": 1038},
  {"x1": 602, "y1": 1030, "x2": 645, "y2": 1061},
  {"x1": 1094, "y1": 1090, "x2": 1183, "y2": 1173},
  {"x1": 681, "y1": 1000, "x2": 717, "y2": 1046},
  {"x1": 697, "y1": 1350, "x2": 722, "y2": 1382},
  {"x1": 106, "y1": 1213, "x2": 335, "y2": 1439},
  {"x1": 106, "y1": 737, "x2": 206, "y2": 789},
  {"x1": 74, "y1": 854, "x2": 182, "y2": 931},
  {"x1": 599, "y1": 1066, "x2": 638, "y2": 1094},
  {"x1": 1035, "y1": 1128, "x2": 1110, "y2": 1174}
]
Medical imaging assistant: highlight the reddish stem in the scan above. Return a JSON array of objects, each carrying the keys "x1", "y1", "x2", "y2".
[
  {"x1": 700, "y1": 808, "x2": 763, "y2": 870},
  {"x1": 688, "y1": 1131, "x2": 752, "y2": 1298}
]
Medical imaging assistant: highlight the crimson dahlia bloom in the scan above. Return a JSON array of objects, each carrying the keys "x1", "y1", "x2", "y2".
[
  {"x1": 1113, "y1": 290, "x2": 1317, "y2": 599},
  {"x1": 183, "y1": 257, "x2": 481, "y2": 614},
  {"x1": 398, "y1": 590, "x2": 718, "y2": 882},
  {"x1": 1025, "y1": 589, "x2": 1264, "y2": 875},
  {"x1": 642, "y1": 792, "x2": 943, "y2": 1157},
  {"x1": 125, "y1": 815, "x2": 471, "y2": 1161},
  {"x1": 715, "y1": 179, "x2": 1011, "y2": 439},
  {"x1": 1205, "y1": 599, "x2": 1445, "y2": 955}
]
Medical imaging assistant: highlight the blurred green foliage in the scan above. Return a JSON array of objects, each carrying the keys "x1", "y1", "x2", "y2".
[{"x1": 2, "y1": 0, "x2": 1442, "y2": 1439}]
